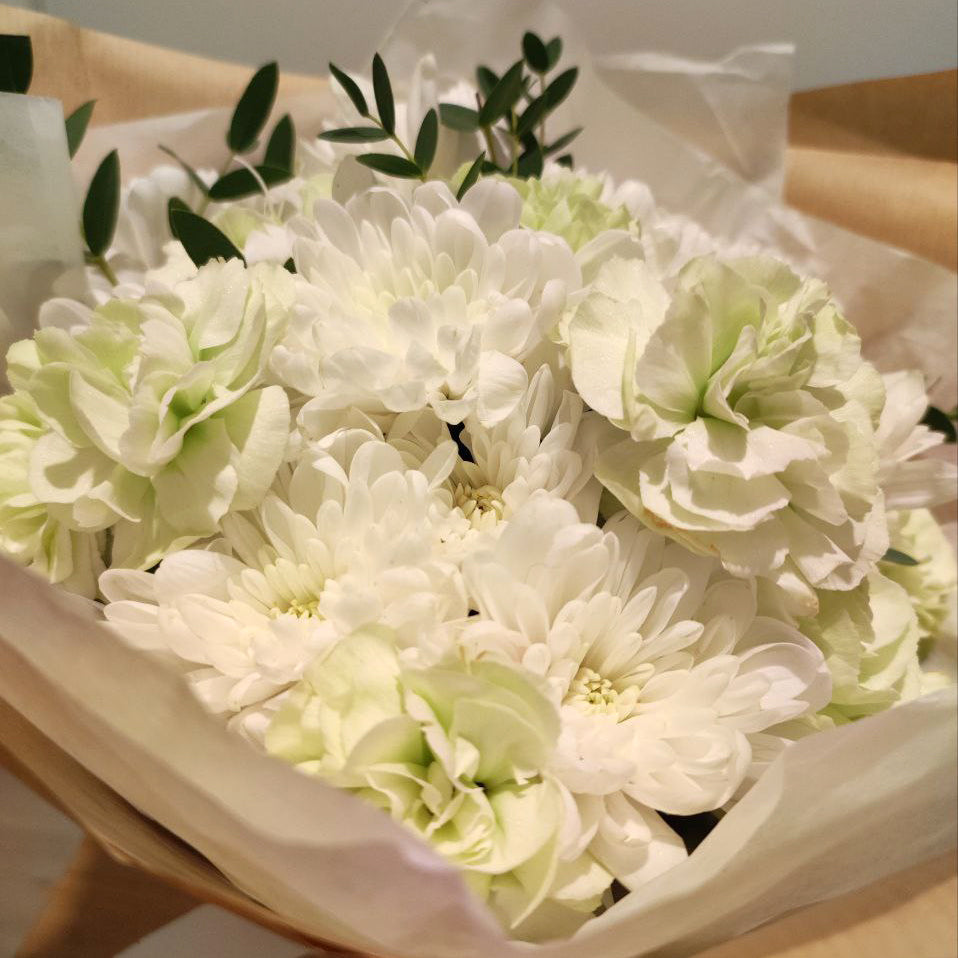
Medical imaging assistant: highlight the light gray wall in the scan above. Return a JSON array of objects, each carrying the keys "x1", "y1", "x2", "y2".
[{"x1": 14, "y1": 0, "x2": 958, "y2": 91}]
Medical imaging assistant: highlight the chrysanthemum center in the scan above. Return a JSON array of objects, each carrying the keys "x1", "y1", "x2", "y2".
[
  {"x1": 453, "y1": 483, "x2": 505, "y2": 529},
  {"x1": 569, "y1": 667, "x2": 619, "y2": 714},
  {"x1": 269, "y1": 596, "x2": 321, "y2": 619}
]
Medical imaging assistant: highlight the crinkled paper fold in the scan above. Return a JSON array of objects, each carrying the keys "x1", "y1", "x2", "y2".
[
  {"x1": 0, "y1": 1, "x2": 956, "y2": 956},
  {"x1": 0, "y1": 557, "x2": 954, "y2": 958}
]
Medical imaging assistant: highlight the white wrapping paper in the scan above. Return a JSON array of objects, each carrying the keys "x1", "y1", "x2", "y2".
[
  {"x1": 0, "y1": 556, "x2": 953, "y2": 958},
  {"x1": 0, "y1": 92, "x2": 86, "y2": 385},
  {"x1": 0, "y1": 2, "x2": 956, "y2": 955}
]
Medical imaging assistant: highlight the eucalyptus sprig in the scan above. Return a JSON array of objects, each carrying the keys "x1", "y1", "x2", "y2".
[
  {"x1": 322, "y1": 32, "x2": 579, "y2": 198},
  {"x1": 160, "y1": 60, "x2": 295, "y2": 217},
  {"x1": 437, "y1": 29, "x2": 580, "y2": 183},
  {"x1": 321, "y1": 55, "x2": 438, "y2": 182}
]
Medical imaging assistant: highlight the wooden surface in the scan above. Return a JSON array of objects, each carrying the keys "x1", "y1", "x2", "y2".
[{"x1": 0, "y1": 4, "x2": 956, "y2": 957}]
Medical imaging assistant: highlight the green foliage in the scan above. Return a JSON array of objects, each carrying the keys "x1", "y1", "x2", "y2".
[
  {"x1": 414, "y1": 108, "x2": 438, "y2": 172},
  {"x1": 169, "y1": 208, "x2": 246, "y2": 267},
  {"x1": 0, "y1": 34, "x2": 32, "y2": 93},
  {"x1": 329, "y1": 61, "x2": 369, "y2": 116},
  {"x1": 319, "y1": 126, "x2": 390, "y2": 143},
  {"x1": 82, "y1": 150, "x2": 120, "y2": 257},
  {"x1": 922, "y1": 406, "x2": 957, "y2": 443},
  {"x1": 882, "y1": 548, "x2": 920, "y2": 567},
  {"x1": 356, "y1": 153, "x2": 422, "y2": 178},
  {"x1": 228, "y1": 61, "x2": 279, "y2": 153},
  {"x1": 372, "y1": 53, "x2": 395, "y2": 134},
  {"x1": 65, "y1": 100, "x2": 96, "y2": 157}
]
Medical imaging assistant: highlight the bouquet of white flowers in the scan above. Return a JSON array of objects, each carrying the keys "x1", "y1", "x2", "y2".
[{"x1": 0, "y1": 3, "x2": 955, "y2": 955}]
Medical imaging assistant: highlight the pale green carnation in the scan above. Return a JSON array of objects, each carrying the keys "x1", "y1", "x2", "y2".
[
  {"x1": 571, "y1": 255, "x2": 888, "y2": 614},
  {"x1": 799, "y1": 571, "x2": 922, "y2": 722},
  {"x1": 0, "y1": 392, "x2": 103, "y2": 596},
  {"x1": 5, "y1": 259, "x2": 294, "y2": 570},
  {"x1": 882, "y1": 509, "x2": 957, "y2": 648},
  {"x1": 507, "y1": 169, "x2": 636, "y2": 251},
  {"x1": 267, "y1": 628, "x2": 608, "y2": 932}
]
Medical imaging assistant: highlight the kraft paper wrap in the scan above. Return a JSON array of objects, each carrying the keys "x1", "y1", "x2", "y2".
[{"x1": 0, "y1": 3, "x2": 955, "y2": 957}]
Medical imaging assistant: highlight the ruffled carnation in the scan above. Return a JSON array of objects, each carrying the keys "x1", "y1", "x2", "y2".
[
  {"x1": 797, "y1": 570, "x2": 922, "y2": 721},
  {"x1": 0, "y1": 392, "x2": 103, "y2": 596},
  {"x1": 266, "y1": 627, "x2": 595, "y2": 931},
  {"x1": 6, "y1": 259, "x2": 294, "y2": 569},
  {"x1": 882, "y1": 509, "x2": 957, "y2": 647},
  {"x1": 569, "y1": 254, "x2": 890, "y2": 612}
]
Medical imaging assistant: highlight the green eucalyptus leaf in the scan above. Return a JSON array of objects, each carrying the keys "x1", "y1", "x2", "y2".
[
  {"x1": 516, "y1": 147, "x2": 544, "y2": 179},
  {"x1": 159, "y1": 144, "x2": 210, "y2": 196},
  {"x1": 478, "y1": 60, "x2": 524, "y2": 127},
  {"x1": 167, "y1": 196, "x2": 190, "y2": 238},
  {"x1": 283, "y1": 257, "x2": 296, "y2": 273},
  {"x1": 329, "y1": 62, "x2": 369, "y2": 117},
  {"x1": 318, "y1": 126, "x2": 390, "y2": 143},
  {"x1": 208, "y1": 165, "x2": 292, "y2": 200},
  {"x1": 922, "y1": 405, "x2": 958, "y2": 443},
  {"x1": 476, "y1": 66, "x2": 499, "y2": 98},
  {"x1": 414, "y1": 108, "x2": 438, "y2": 172},
  {"x1": 515, "y1": 94, "x2": 549, "y2": 137},
  {"x1": 543, "y1": 126, "x2": 582, "y2": 156},
  {"x1": 356, "y1": 153, "x2": 422, "y2": 178},
  {"x1": 82, "y1": 150, "x2": 120, "y2": 257},
  {"x1": 372, "y1": 53, "x2": 395, "y2": 134},
  {"x1": 522, "y1": 31, "x2": 550, "y2": 73},
  {"x1": 65, "y1": 100, "x2": 96, "y2": 158},
  {"x1": 545, "y1": 37, "x2": 563, "y2": 70},
  {"x1": 170, "y1": 208, "x2": 246, "y2": 268},
  {"x1": 228, "y1": 61, "x2": 278, "y2": 153},
  {"x1": 882, "y1": 548, "x2": 920, "y2": 567},
  {"x1": 439, "y1": 103, "x2": 480, "y2": 132},
  {"x1": 456, "y1": 151, "x2": 486, "y2": 201},
  {"x1": 541, "y1": 67, "x2": 578, "y2": 113},
  {"x1": 479, "y1": 158, "x2": 502, "y2": 175},
  {"x1": 263, "y1": 113, "x2": 295, "y2": 172},
  {"x1": 0, "y1": 34, "x2": 32, "y2": 94},
  {"x1": 556, "y1": 153, "x2": 574, "y2": 169}
]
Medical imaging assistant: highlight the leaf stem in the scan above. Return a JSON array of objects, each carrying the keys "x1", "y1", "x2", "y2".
[
  {"x1": 197, "y1": 154, "x2": 235, "y2": 214},
  {"x1": 475, "y1": 91, "x2": 500, "y2": 170},
  {"x1": 537, "y1": 73, "x2": 547, "y2": 145},
  {"x1": 369, "y1": 115, "x2": 426, "y2": 181},
  {"x1": 93, "y1": 254, "x2": 119, "y2": 286}
]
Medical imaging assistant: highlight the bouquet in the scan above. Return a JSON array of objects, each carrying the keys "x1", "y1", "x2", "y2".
[{"x1": 1, "y1": 5, "x2": 956, "y2": 956}]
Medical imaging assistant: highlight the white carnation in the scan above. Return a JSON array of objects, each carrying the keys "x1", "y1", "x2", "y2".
[{"x1": 570, "y1": 254, "x2": 890, "y2": 613}]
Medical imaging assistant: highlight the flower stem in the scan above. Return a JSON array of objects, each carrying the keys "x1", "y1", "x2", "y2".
[{"x1": 197, "y1": 154, "x2": 234, "y2": 214}]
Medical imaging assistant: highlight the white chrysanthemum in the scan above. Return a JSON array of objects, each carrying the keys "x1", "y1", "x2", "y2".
[
  {"x1": 448, "y1": 363, "x2": 602, "y2": 532},
  {"x1": 100, "y1": 433, "x2": 467, "y2": 720},
  {"x1": 458, "y1": 495, "x2": 829, "y2": 893},
  {"x1": 875, "y1": 370, "x2": 958, "y2": 509},
  {"x1": 297, "y1": 363, "x2": 603, "y2": 545},
  {"x1": 0, "y1": 392, "x2": 104, "y2": 596},
  {"x1": 6, "y1": 259, "x2": 294, "y2": 570},
  {"x1": 570, "y1": 254, "x2": 890, "y2": 613},
  {"x1": 271, "y1": 179, "x2": 580, "y2": 426}
]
